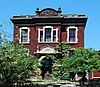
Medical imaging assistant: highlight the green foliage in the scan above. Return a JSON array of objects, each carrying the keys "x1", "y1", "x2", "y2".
[
  {"x1": 59, "y1": 42, "x2": 70, "y2": 58},
  {"x1": 51, "y1": 42, "x2": 70, "y2": 80},
  {"x1": 38, "y1": 42, "x2": 100, "y2": 81},
  {"x1": 0, "y1": 40, "x2": 38, "y2": 85},
  {"x1": 62, "y1": 48, "x2": 100, "y2": 74},
  {"x1": 52, "y1": 58, "x2": 63, "y2": 80}
]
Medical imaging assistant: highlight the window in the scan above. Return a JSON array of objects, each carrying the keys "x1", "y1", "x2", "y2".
[
  {"x1": 45, "y1": 28, "x2": 51, "y2": 42},
  {"x1": 38, "y1": 26, "x2": 58, "y2": 43},
  {"x1": 21, "y1": 29, "x2": 28, "y2": 42},
  {"x1": 67, "y1": 26, "x2": 78, "y2": 43},
  {"x1": 53, "y1": 30, "x2": 56, "y2": 42},
  {"x1": 19, "y1": 27, "x2": 30, "y2": 43},
  {"x1": 69, "y1": 29, "x2": 76, "y2": 42},
  {"x1": 69, "y1": 50, "x2": 74, "y2": 57},
  {"x1": 40, "y1": 31, "x2": 43, "y2": 42}
]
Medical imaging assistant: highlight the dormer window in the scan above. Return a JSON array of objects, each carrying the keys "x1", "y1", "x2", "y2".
[
  {"x1": 67, "y1": 26, "x2": 78, "y2": 43},
  {"x1": 38, "y1": 26, "x2": 58, "y2": 43},
  {"x1": 19, "y1": 27, "x2": 30, "y2": 43}
]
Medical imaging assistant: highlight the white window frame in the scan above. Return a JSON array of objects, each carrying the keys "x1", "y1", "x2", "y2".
[
  {"x1": 19, "y1": 27, "x2": 30, "y2": 43},
  {"x1": 67, "y1": 26, "x2": 78, "y2": 43},
  {"x1": 38, "y1": 26, "x2": 58, "y2": 43}
]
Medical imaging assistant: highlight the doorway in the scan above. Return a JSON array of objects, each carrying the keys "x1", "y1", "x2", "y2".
[{"x1": 39, "y1": 56, "x2": 53, "y2": 80}]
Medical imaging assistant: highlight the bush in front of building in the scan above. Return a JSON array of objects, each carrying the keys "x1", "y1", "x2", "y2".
[
  {"x1": 62, "y1": 48, "x2": 100, "y2": 81},
  {"x1": 0, "y1": 38, "x2": 38, "y2": 86}
]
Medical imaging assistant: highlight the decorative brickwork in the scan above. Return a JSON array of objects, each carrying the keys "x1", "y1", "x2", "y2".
[
  {"x1": 11, "y1": 8, "x2": 87, "y2": 56},
  {"x1": 11, "y1": 8, "x2": 90, "y2": 79}
]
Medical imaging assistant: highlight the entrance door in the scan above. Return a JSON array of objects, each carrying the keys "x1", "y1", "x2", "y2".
[{"x1": 40, "y1": 57, "x2": 53, "y2": 80}]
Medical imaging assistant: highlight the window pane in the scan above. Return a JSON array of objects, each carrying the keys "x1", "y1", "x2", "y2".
[
  {"x1": 69, "y1": 29, "x2": 75, "y2": 42},
  {"x1": 45, "y1": 28, "x2": 51, "y2": 42},
  {"x1": 69, "y1": 50, "x2": 74, "y2": 57},
  {"x1": 40, "y1": 31, "x2": 43, "y2": 42},
  {"x1": 21, "y1": 29, "x2": 28, "y2": 42},
  {"x1": 53, "y1": 30, "x2": 56, "y2": 42}
]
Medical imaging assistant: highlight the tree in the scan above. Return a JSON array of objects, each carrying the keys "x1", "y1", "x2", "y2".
[
  {"x1": 59, "y1": 42, "x2": 70, "y2": 58},
  {"x1": 51, "y1": 42, "x2": 70, "y2": 80},
  {"x1": 0, "y1": 39, "x2": 38, "y2": 86},
  {"x1": 62, "y1": 48, "x2": 100, "y2": 80}
]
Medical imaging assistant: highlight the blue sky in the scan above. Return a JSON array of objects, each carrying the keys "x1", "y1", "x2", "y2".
[{"x1": 0, "y1": 0, "x2": 100, "y2": 50}]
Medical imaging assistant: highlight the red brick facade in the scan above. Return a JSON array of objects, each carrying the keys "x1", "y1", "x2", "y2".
[
  {"x1": 88, "y1": 72, "x2": 100, "y2": 80},
  {"x1": 11, "y1": 8, "x2": 87, "y2": 56},
  {"x1": 12, "y1": 8, "x2": 100, "y2": 80},
  {"x1": 11, "y1": 7, "x2": 87, "y2": 59},
  {"x1": 14, "y1": 25, "x2": 86, "y2": 54}
]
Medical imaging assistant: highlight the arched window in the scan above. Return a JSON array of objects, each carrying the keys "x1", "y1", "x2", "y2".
[
  {"x1": 38, "y1": 26, "x2": 58, "y2": 43},
  {"x1": 67, "y1": 26, "x2": 78, "y2": 43},
  {"x1": 19, "y1": 27, "x2": 30, "y2": 43}
]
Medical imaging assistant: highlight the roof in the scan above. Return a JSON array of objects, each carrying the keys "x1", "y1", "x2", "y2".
[
  {"x1": 11, "y1": 8, "x2": 88, "y2": 26},
  {"x1": 12, "y1": 14, "x2": 87, "y2": 19},
  {"x1": 11, "y1": 8, "x2": 87, "y2": 19}
]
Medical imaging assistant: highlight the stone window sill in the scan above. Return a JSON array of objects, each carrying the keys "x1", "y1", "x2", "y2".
[
  {"x1": 38, "y1": 42, "x2": 59, "y2": 44},
  {"x1": 67, "y1": 42, "x2": 78, "y2": 44}
]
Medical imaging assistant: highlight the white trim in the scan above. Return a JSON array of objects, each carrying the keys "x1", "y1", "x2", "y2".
[
  {"x1": 67, "y1": 26, "x2": 78, "y2": 43},
  {"x1": 19, "y1": 27, "x2": 30, "y2": 43},
  {"x1": 38, "y1": 28, "x2": 40, "y2": 42},
  {"x1": 43, "y1": 27, "x2": 45, "y2": 42},
  {"x1": 43, "y1": 26, "x2": 53, "y2": 42},
  {"x1": 76, "y1": 28, "x2": 78, "y2": 42},
  {"x1": 56, "y1": 28, "x2": 58, "y2": 42},
  {"x1": 51, "y1": 27, "x2": 53, "y2": 42},
  {"x1": 38, "y1": 26, "x2": 58, "y2": 43},
  {"x1": 39, "y1": 47, "x2": 55, "y2": 53},
  {"x1": 92, "y1": 72, "x2": 100, "y2": 79}
]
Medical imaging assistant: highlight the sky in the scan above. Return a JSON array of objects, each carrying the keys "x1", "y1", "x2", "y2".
[{"x1": 0, "y1": 0, "x2": 100, "y2": 50}]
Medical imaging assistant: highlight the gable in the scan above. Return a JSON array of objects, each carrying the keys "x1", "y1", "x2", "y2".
[{"x1": 36, "y1": 8, "x2": 62, "y2": 16}]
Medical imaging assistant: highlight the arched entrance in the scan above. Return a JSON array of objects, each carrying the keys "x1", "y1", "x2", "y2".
[
  {"x1": 37, "y1": 46, "x2": 59, "y2": 80},
  {"x1": 39, "y1": 56, "x2": 53, "y2": 80}
]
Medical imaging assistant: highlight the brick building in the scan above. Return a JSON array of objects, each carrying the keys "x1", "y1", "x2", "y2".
[
  {"x1": 11, "y1": 8, "x2": 87, "y2": 55},
  {"x1": 11, "y1": 8, "x2": 91, "y2": 80}
]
